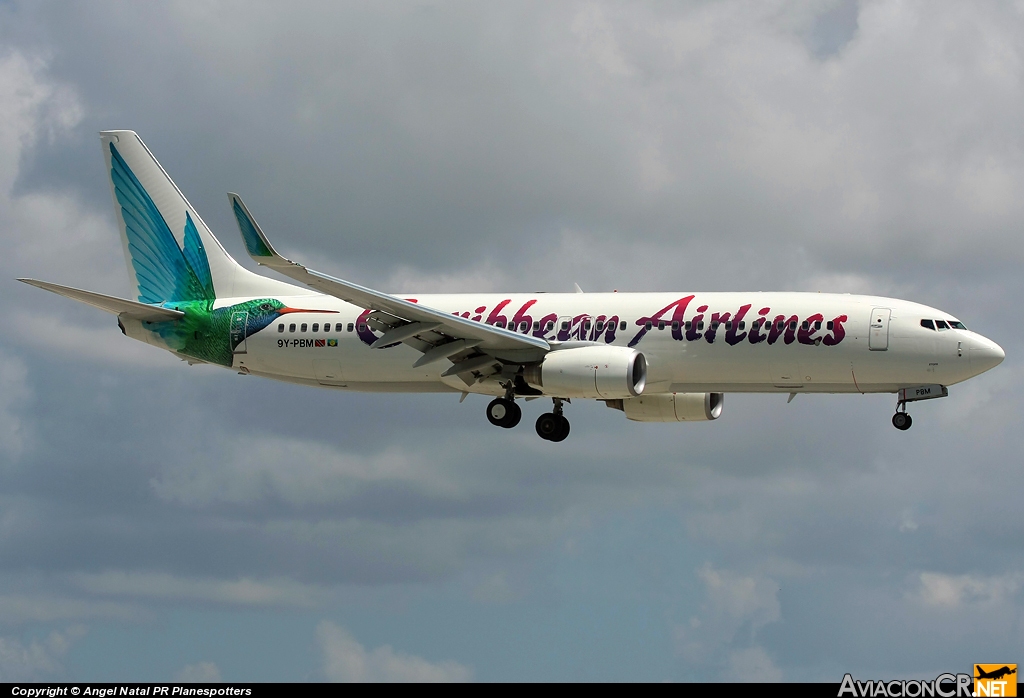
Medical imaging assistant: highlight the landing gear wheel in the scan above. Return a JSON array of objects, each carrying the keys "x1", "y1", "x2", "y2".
[
  {"x1": 536, "y1": 413, "x2": 560, "y2": 440},
  {"x1": 892, "y1": 412, "x2": 912, "y2": 430},
  {"x1": 550, "y1": 416, "x2": 570, "y2": 442},
  {"x1": 487, "y1": 398, "x2": 521, "y2": 428}
]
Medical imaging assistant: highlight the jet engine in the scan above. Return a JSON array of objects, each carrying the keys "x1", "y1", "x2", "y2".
[
  {"x1": 523, "y1": 346, "x2": 647, "y2": 399},
  {"x1": 606, "y1": 392, "x2": 724, "y2": 422}
]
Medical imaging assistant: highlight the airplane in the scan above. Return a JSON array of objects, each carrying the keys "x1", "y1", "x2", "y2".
[
  {"x1": 975, "y1": 666, "x2": 1016, "y2": 681},
  {"x1": 19, "y1": 131, "x2": 1005, "y2": 441}
]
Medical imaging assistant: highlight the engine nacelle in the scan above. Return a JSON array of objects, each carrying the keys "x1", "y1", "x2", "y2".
[
  {"x1": 523, "y1": 346, "x2": 647, "y2": 399},
  {"x1": 607, "y1": 392, "x2": 724, "y2": 422}
]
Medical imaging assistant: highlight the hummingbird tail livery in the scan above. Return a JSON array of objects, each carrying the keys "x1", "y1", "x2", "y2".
[
  {"x1": 100, "y1": 130, "x2": 298, "y2": 302},
  {"x1": 18, "y1": 131, "x2": 1006, "y2": 441}
]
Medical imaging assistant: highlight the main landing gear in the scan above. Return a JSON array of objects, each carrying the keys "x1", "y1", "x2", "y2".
[
  {"x1": 485, "y1": 387, "x2": 571, "y2": 441},
  {"x1": 486, "y1": 381, "x2": 522, "y2": 429},
  {"x1": 486, "y1": 397, "x2": 522, "y2": 429},
  {"x1": 536, "y1": 398, "x2": 570, "y2": 443}
]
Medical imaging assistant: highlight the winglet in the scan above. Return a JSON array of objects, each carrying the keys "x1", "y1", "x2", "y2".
[{"x1": 228, "y1": 193, "x2": 279, "y2": 261}]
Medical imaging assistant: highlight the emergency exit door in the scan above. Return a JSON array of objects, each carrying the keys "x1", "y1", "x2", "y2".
[{"x1": 869, "y1": 308, "x2": 890, "y2": 351}]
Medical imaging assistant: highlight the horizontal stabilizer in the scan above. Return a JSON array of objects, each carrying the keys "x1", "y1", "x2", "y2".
[{"x1": 18, "y1": 279, "x2": 184, "y2": 322}]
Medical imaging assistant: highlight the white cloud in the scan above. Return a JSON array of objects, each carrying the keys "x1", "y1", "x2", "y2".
[
  {"x1": 699, "y1": 564, "x2": 782, "y2": 625},
  {"x1": 73, "y1": 571, "x2": 327, "y2": 608},
  {"x1": 726, "y1": 645, "x2": 783, "y2": 683},
  {"x1": 0, "y1": 625, "x2": 86, "y2": 681},
  {"x1": 914, "y1": 571, "x2": 1023, "y2": 609},
  {"x1": 317, "y1": 621, "x2": 472, "y2": 683},
  {"x1": 676, "y1": 564, "x2": 781, "y2": 666},
  {"x1": 0, "y1": 51, "x2": 122, "y2": 289},
  {"x1": 175, "y1": 661, "x2": 222, "y2": 683}
]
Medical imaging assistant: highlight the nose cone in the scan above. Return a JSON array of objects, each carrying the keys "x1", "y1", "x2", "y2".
[{"x1": 970, "y1": 338, "x2": 1005, "y2": 375}]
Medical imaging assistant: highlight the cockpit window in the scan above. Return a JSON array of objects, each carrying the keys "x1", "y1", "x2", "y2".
[
  {"x1": 920, "y1": 319, "x2": 935, "y2": 330},
  {"x1": 948, "y1": 320, "x2": 967, "y2": 330},
  {"x1": 935, "y1": 320, "x2": 950, "y2": 330}
]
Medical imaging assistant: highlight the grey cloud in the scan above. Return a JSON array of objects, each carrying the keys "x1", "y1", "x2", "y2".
[{"x1": 0, "y1": 0, "x2": 1021, "y2": 681}]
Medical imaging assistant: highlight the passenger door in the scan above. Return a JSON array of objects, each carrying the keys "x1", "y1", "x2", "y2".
[{"x1": 869, "y1": 308, "x2": 890, "y2": 351}]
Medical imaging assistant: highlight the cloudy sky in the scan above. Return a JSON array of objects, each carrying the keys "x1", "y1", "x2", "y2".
[{"x1": 0, "y1": 0, "x2": 1021, "y2": 682}]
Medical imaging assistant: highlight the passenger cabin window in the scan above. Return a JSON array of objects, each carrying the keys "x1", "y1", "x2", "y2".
[
  {"x1": 725, "y1": 321, "x2": 732, "y2": 331},
  {"x1": 312, "y1": 323, "x2": 319, "y2": 332},
  {"x1": 278, "y1": 324, "x2": 284, "y2": 333},
  {"x1": 685, "y1": 321, "x2": 691, "y2": 330},
  {"x1": 598, "y1": 321, "x2": 606, "y2": 331},
  {"x1": 560, "y1": 321, "x2": 569, "y2": 331},
  {"x1": 789, "y1": 321, "x2": 797, "y2": 330},
  {"x1": 533, "y1": 321, "x2": 540, "y2": 331},
  {"x1": 827, "y1": 321, "x2": 834, "y2": 330},
  {"x1": 814, "y1": 321, "x2": 821, "y2": 330},
  {"x1": 301, "y1": 323, "x2": 308, "y2": 332},
  {"x1": 949, "y1": 321, "x2": 967, "y2": 330},
  {"x1": 739, "y1": 321, "x2": 745, "y2": 330},
  {"x1": 697, "y1": 321, "x2": 704, "y2": 330},
  {"x1": 801, "y1": 321, "x2": 809, "y2": 330},
  {"x1": 920, "y1": 319, "x2": 935, "y2": 330},
  {"x1": 334, "y1": 323, "x2": 342, "y2": 332},
  {"x1": 347, "y1": 323, "x2": 354, "y2": 332},
  {"x1": 645, "y1": 321, "x2": 652, "y2": 330},
  {"x1": 546, "y1": 321, "x2": 554, "y2": 331},
  {"x1": 657, "y1": 321, "x2": 664, "y2": 330},
  {"x1": 936, "y1": 320, "x2": 950, "y2": 330},
  {"x1": 358, "y1": 323, "x2": 365, "y2": 332},
  {"x1": 619, "y1": 321, "x2": 627, "y2": 331},
  {"x1": 289, "y1": 323, "x2": 296, "y2": 333},
  {"x1": 520, "y1": 321, "x2": 528, "y2": 331}
]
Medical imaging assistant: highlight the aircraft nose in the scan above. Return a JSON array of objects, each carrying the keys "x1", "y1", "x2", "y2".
[{"x1": 970, "y1": 337, "x2": 1005, "y2": 374}]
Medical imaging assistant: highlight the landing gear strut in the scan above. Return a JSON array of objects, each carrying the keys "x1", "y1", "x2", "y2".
[
  {"x1": 486, "y1": 382, "x2": 521, "y2": 429},
  {"x1": 536, "y1": 398, "x2": 570, "y2": 442}
]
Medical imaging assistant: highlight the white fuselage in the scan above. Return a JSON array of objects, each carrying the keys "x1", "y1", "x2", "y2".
[{"x1": 154, "y1": 291, "x2": 1002, "y2": 397}]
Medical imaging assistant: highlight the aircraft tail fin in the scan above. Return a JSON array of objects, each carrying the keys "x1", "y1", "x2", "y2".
[{"x1": 100, "y1": 131, "x2": 300, "y2": 302}]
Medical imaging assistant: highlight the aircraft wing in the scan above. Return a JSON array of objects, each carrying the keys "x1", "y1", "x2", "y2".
[
  {"x1": 228, "y1": 194, "x2": 550, "y2": 374},
  {"x1": 18, "y1": 278, "x2": 185, "y2": 322}
]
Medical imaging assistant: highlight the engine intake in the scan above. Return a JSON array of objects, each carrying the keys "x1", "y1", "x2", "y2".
[
  {"x1": 606, "y1": 392, "x2": 724, "y2": 422},
  {"x1": 523, "y1": 346, "x2": 646, "y2": 399}
]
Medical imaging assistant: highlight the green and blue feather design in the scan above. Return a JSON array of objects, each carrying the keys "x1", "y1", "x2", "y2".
[{"x1": 110, "y1": 143, "x2": 322, "y2": 366}]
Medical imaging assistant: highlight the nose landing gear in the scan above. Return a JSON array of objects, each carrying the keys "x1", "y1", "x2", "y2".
[
  {"x1": 891, "y1": 384, "x2": 948, "y2": 430},
  {"x1": 892, "y1": 395, "x2": 913, "y2": 431},
  {"x1": 892, "y1": 410, "x2": 913, "y2": 431},
  {"x1": 536, "y1": 398, "x2": 570, "y2": 442}
]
